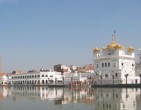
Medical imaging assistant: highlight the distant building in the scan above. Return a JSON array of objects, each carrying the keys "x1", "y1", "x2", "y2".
[
  {"x1": 54, "y1": 64, "x2": 94, "y2": 73},
  {"x1": 69, "y1": 65, "x2": 77, "y2": 73},
  {"x1": 54, "y1": 64, "x2": 71, "y2": 74},
  {"x1": 77, "y1": 64, "x2": 94, "y2": 73},
  {"x1": 12, "y1": 71, "x2": 22, "y2": 74},
  {"x1": 76, "y1": 67, "x2": 83, "y2": 73},
  {"x1": 82, "y1": 64, "x2": 94, "y2": 73}
]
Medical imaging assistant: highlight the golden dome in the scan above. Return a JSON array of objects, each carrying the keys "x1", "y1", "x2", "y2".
[
  {"x1": 127, "y1": 46, "x2": 134, "y2": 53},
  {"x1": 93, "y1": 47, "x2": 100, "y2": 53},
  {"x1": 106, "y1": 40, "x2": 124, "y2": 50}
]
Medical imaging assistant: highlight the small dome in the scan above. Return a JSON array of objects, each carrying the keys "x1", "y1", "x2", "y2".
[
  {"x1": 127, "y1": 46, "x2": 134, "y2": 53},
  {"x1": 93, "y1": 48, "x2": 100, "y2": 53}
]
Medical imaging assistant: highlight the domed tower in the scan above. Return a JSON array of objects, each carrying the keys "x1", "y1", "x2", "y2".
[
  {"x1": 101, "y1": 34, "x2": 125, "y2": 56},
  {"x1": 127, "y1": 46, "x2": 135, "y2": 57},
  {"x1": 92, "y1": 32, "x2": 138, "y2": 85},
  {"x1": 93, "y1": 47, "x2": 100, "y2": 57}
]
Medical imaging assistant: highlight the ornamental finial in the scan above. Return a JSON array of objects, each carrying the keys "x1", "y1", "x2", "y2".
[{"x1": 112, "y1": 30, "x2": 116, "y2": 41}]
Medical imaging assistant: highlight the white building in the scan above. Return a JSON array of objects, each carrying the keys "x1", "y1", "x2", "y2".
[
  {"x1": 0, "y1": 73, "x2": 8, "y2": 86},
  {"x1": 8, "y1": 70, "x2": 63, "y2": 86},
  {"x1": 63, "y1": 72, "x2": 94, "y2": 85},
  {"x1": 93, "y1": 34, "x2": 140, "y2": 85}
]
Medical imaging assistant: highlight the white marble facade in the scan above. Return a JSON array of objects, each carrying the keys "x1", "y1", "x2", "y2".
[{"x1": 93, "y1": 35, "x2": 140, "y2": 85}]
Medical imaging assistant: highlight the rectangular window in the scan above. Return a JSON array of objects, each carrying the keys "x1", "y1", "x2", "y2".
[
  {"x1": 115, "y1": 73, "x2": 118, "y2": 77},
  {"x1": 121, "y1": 63, "x2": 123, "y2": 66},
  {"x1": 102, "y1": 63, "x2": 104, "y2": 67},
  {"x1": 105, "y1": 63, "x2": 107, "y2": 67},
  {"x1": 108, "y1": 62, "x2": 110, "y2": 67},
  {"x1": 42, "y1": 80, "x2": 44, "y2": 84}
]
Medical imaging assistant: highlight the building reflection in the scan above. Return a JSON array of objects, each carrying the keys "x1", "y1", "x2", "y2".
[
  {"x1": 95, "y1": 88, "x2": 141, "y2": 110},
  {"x1": 0, "y1": 86, "x2": 141, "y2": 110},
  {"x1": 0, "y1": 86, "x2": 8, "y2": 100},
  {"x1": 0, "y1": 86, "x2": 95, "y2": 105}
]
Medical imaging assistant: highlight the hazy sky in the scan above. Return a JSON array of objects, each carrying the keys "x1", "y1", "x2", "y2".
[{"x1": 0, "y1": 0, "x2": 141, "y2": 72}]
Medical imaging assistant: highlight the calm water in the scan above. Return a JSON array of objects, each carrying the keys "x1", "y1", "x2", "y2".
[{"x1": 0, "y1": 86, "x2": 141, "y2": 110}]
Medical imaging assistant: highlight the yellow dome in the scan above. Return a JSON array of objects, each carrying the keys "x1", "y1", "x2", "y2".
[
  {"x1": 106, "y1": 40, "x2": 124, "y2": 50},
  {"x1": 93, "y1": 48, "x2": 100, "y2": 53},
  {"x1": 127, "y1": 46, "x2": 134, "y2": 53}
]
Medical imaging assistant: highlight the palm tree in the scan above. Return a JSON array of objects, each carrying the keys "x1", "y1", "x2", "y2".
[{"x1": 125, "y1": 74, "x2": 128, "y2": 84}]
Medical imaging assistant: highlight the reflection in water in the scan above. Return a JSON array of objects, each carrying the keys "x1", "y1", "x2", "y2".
[
  {"x1": 0, "y1": 86, "x2": 95, "y2": 105},
  {"x1": 0, "y1": 86, "x2": 141, "y2": 110},
  {"x1": 95, "y1": 88, "x2": 141, "y2": 110}
]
